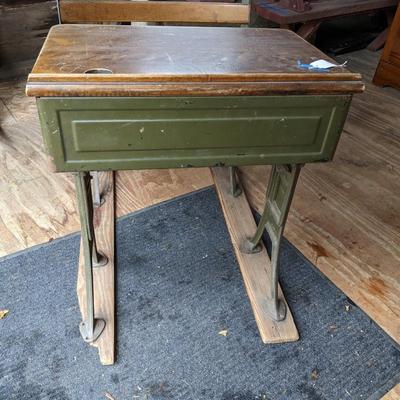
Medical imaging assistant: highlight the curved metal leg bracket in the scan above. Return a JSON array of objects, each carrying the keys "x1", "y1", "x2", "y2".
[
  {"x1": 261, "y1": 296, "x2": 287, "y2": 321},
  {"x1": 246, "y1": 164, "x2": 302, "y2": 322},
  {"x1": 80, "y1": 319, "x2": 106, "y2": 343},
  {"x1": 270, "y1": 299, "x2": 287, "y2": 322},
  {"x1": 241, "y1": 238, "x2": 263, "y2": 254},
  {"x1": 92, "y1": 250, "x2": 108, "y2": 268}
]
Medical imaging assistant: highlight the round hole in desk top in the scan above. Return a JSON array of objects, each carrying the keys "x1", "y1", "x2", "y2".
[{"x1": 84, "y1": 68, "x2": 113, "y2": 74}]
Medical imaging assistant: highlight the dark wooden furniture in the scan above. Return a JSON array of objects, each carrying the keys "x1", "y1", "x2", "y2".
[
  {"x1": 373, "y1": 3, "x2": 400, "y2": 89},
  {"x1": 252, "y1": 0, "x2": 398, "y2": 40},
  {"x1": 27, "y1": 24, "x2": 363, "y2": 364}
]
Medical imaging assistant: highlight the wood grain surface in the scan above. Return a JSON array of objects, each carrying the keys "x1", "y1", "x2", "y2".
[
  {"x1": 212, "y1": 167, "x2": 299, "y2": 343},
  {"x1": 0, "y1": 81, "x2": 77, "y2": 255},
  {"x1": 60, "y1": 0, "x2": 249, "y2": 24},
  {"x1": 26, "y1": 25, "x2": 364, "y2": 97}
]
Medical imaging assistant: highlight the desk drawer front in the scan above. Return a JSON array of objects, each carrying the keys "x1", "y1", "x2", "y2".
[{"x1": 37, "y1": 96, "x2": 351, "y2": 171}]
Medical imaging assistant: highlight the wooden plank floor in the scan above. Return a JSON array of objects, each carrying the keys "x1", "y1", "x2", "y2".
[{"x1": 0, "y1": 50, "x2": 399, "y2": 394}]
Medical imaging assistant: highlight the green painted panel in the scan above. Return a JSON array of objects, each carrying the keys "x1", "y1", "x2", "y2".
[
  {"x1": 71, "y1": 115, "x2": 321, "y2": 152},
  {"x1": 36, "y1": 95, "x2": 351, "y2": 172}
]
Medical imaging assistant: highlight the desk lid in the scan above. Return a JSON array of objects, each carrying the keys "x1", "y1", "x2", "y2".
[{"x1": 26, "y1": 24, "x2": 364, "y2": 97}]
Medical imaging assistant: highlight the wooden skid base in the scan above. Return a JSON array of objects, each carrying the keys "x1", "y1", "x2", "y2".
[
  {"x1": 211, "y1": 167, "x2": 299, "y2": 343},
  {"x1": 77, "y1": 171, "x2": 115, "y2": 365}
]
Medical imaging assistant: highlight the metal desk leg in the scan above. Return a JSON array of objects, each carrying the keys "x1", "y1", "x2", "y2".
[
  {"x1": 244, "y1": 164, "x2": 302, "y2": 321},
  {"x1": 229, "y1": 166, "x2": 242, "y2": 197},
  {"x1": 74, "y1": 171, "x2": 108, "y2": 343},
  {"x1": 91, "y1": 171, "x2": 105, "y2": 208}
]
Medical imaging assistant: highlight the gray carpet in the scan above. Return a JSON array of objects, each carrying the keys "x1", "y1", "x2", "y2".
[{"x1": 0, "y1": 187, "x2": 399, "y2": 400}]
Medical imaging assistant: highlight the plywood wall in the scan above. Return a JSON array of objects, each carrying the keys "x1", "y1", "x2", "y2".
[{"x1": 0, "y1": 0, "x2": 58, "y2": 79}]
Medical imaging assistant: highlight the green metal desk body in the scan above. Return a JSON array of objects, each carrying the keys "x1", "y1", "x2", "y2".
[{"x1": 37, "y1": 95, "x2": 350, "y2": 171}]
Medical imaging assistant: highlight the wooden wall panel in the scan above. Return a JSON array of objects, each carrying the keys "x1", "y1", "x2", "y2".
[{"x1": 0, "y1": 0, "x2": 58, "y2": 79}]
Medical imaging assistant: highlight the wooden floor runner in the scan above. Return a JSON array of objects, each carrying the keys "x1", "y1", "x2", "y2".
[
  {"x1": 77, "y1": 171, "x2": 115, "y2": 365},
  {"x1": 211, "y1": 167, "x2": 299, "y2": 343}
]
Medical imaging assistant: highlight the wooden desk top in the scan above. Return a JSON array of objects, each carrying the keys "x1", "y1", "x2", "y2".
[{"x1": 26, "y1": 24, "x2": 364, "y2": 97}]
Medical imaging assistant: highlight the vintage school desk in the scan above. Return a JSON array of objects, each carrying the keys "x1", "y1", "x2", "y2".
[{"x1": 26, "y1": 24, "x2": 363, "y2": 364}]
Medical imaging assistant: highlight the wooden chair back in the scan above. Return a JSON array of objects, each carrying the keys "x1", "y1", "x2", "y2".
[{"x1": 58, "y1": 0, "x2": 250, "y2": 25}]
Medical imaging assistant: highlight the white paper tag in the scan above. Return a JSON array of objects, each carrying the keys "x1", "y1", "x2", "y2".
[{"x1": 309, "y1": 60, "x2": 347, "y2": 69}]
